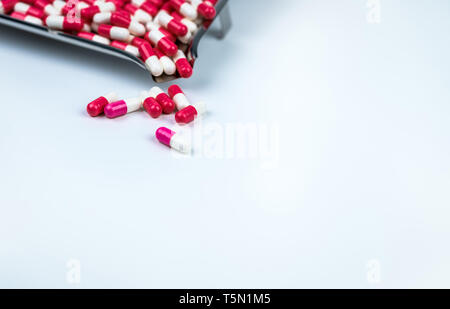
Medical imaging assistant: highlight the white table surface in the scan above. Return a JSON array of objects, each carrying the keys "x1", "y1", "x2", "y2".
[{"x1": 1, "y1": 0, "x2": 450, "y2": 288}]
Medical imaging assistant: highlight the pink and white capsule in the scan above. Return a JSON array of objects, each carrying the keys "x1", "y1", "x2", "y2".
[
  {"x1": 52, "y1": 0, "x2": 68, "y2": 15},
  {"x1": 93, "y1": 12, "x2": 146, "y2": 36},
  {"x1": 104, "y1": 97, "x2": 143, "y2": 119},
  {"x1": 169, "y1": 0, "x2": 197, "y2": 20},
  {"x1": 124, "y1": 3, "x2": 152, "y2": 23},
  {"x1": 111, "y1": 41, "x2": 140, "y2": 57},
  {"x1": 78, "y1": 31, "x2": 110, "y2": 45},
  {"x1": 138, "y1": 43, "x2": 163, "y2": 76},
  {"x1": 173, "y1": 49, "x2": 193, "y2": 78},
  {"x1": 144, "y1": 27, "x2": 178, "y2": 57},
  {"x1": 34, "y1": 0, "x2": 59, "y2": 16},
  {"x1": 45, "y1": 16, "x2": 84, "y2": 32},
  {"x1": 168, "y1": 85, "x2": 191, "y2": 110},
  {"x1": 171, "y1": 11, "x2": 197, "y2": 33},
  {"x1": 187, "y1": 0, "x2": 216, "y2": 20},
  {"x1": 155, "y1": 10, "x2": 188, "y2": 37},
  {"x1": 10, "y1": 12, "x2": 43, "y2": 25},
  {"x1": 92, "y1": 0, "x2": 116, "y2": 12},
  {"x1": 154, "y1": 49, "x2": 176, "y2": 75},
  {"x1": 131, "y1": 0, "x2": 158, "y2": 17},
  {"x1": 176, "y1": 29, "x2": 192, "y2": 44},
  {"x1": 14, "y1": 2, "x2": 44, "y2": 19},
  {"x1": 92, "y1": 23, "x2": 130, "y2": 41},
  {"x1": 156, "y1": 127, "x2": 191, "y2": 154}
]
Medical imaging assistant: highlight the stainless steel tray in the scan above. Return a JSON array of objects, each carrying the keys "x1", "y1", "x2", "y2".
[{"x1": 0, "y1": 0, "x2": 231, "y2": 82}]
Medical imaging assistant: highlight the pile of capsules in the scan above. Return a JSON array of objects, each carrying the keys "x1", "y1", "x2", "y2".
[
  {"x1": 0, "y1": 0, "x2": 218, "y2": 78},
  {"x1": 87, "y1": 85, "x2": 204, "y2": 153}
]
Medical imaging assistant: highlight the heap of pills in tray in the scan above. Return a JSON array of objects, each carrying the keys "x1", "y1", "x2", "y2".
[
  {"x1": 0, "y1": 0, "x2": 218, "y2": 78},
  {"x1": 87, "y1": 85, "x2": 203, "y2": 153}
]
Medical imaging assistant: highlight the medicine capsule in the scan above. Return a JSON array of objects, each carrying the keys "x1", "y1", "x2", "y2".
[
  {"x1": 154, "y1": 48, "x2": 176, "y2": 75},
  {"x1": 173, "y1": 50, "x2": 193, "y2": 78},
  {"x1": 171, "y1": 11, "x2": 198, "y2": 33},
  {"x1": 104, "y1": 97, "x2": 143, "y2": 119},
  {"x1": 45, "y1": 15, "x2": 84, "y2": 32},
  {"x1": 127, "y1": 35, "x2": 147, "y2": 47},
  {"x1": 0, "y1": 0, "x2": 17, "y2": 14},
  {"x1": 143, "y1": 97, "x2": 162, "y2": 118},
  {"x1": 78, "y1": 31, "x2": 110, "y2": 45},
  {"x1": 175, "y1": 101, "x2": 206, "y2": 124},
  {"x1": 188, "y1": 0, "x2": 216, "y2": 20},
  {"x1": 124, "y1": 3, "x2": 152, "y2": 23},
  {"x1": 131, "y1": 0, "x2": 158, "y2": 17},
  {"x1": 168, "y1": 85, "x2": 190, "y2": 110},
  {"x1": 150, "y1": 86, "x2": 175, "y2": 114},
  {"x1": 14, "y1": 2, "x2": 45, "y2": 19},
  {"x1": 87, "y1": 92, "x2": 118, "y2": 117},
  {"x1": 156, "y1": 127, "x2": 191, "y2": 154},
  {"x1": 176, "y1": 29, "x2": 192, "y2": 44},
  {"x1": 111, "y1": 40, "x2": 140, "y2": 57},
  {"x1": 94, "y1": 11, "x2": 145, "y2": 36},
  {"x1": 169, "y1": 0, "x2": 197, "y2": 20},
  {"x1": 146, "y1": 21, "x2": 176, "y2": 42},
  {"x1": 138, "y1": 90, "x2": 162, "y2": 118},
  {"x1": 138, "y1": 42, "x2": 164, "y2": 76},
  {"x1": 34, "y1": 0, "x2": 59, "y2": 16},
  {"x1": 156, "y1": 10, "x2": 188, "y2": 37},
  {"x1": 80, "y1": 4, "x2": 115, "y2": 22},
  {"x1": 11, "y1": 11, "x2": 43, "y2": 25},
  {"x1": 92, "y1": 23, "x2": 130, "y2": 41},
  {"x1": 144, "y1": 28, "x2": 177, "y2": 57}
]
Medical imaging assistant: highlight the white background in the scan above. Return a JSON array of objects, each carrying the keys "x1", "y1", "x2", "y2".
[{"x1": 1, "y1": 0, "x2": 450, "y2": 288}]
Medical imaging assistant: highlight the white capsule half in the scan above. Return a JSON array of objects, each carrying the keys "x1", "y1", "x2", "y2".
[{"x1": 145, "y1": 56, "x2": 164, "y2": 77}]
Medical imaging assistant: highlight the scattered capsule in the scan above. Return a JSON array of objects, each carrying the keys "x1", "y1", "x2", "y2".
[
  {"x1": 150, "y1": 86, "x2": 175, "y2": 114},
  {"x1": 156, "y1": 127, "x2": 191, "y2": 154},
  {"x1": 142, "y1": 93, "x2": 163, "y2": 118},
  {"x1": 175, "y1": 101, "x2": 206, "y2": 124},
  {"x1": 104, "y1": 97, "x2": 143, "y2": 119},
  {"x1": 87, "y1": 92, "x2": 118, "y2": 117},
  {"x1": 168, "y1": 85, "x2": 191, "y2": 110}
]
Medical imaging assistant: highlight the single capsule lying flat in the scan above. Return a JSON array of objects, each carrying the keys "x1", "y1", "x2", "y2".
[
  {"x1": 175, "y1": 101, "x2": 206, "y2": 124},
  {"x1": 156, "y1": 127, "x2": 191, "y2": 154},
  {"x1": 87, "y1": 92, "x2": 118, "y2": 117},
  {"x1": 104, "y1": 97, "x2": 143, "y2": 119},
  {"x1": 168, "y1": 84, "x2": 190, "y2": 110}
]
